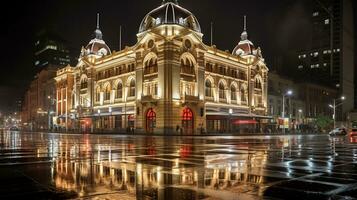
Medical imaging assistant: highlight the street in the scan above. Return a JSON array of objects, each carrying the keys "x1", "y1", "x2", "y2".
[{"x1": 0, "y1": 131, "x2": 357, "y2": 199}]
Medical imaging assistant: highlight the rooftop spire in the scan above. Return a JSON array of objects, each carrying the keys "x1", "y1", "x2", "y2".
[
  {"x1": 241, "y1": 15, "x2": 248, "y2": 41},
  {"x1": 94, "y1": 13, "x2": 103, "y2": 40},
  {"x1": 96, "y1": 13, "x2": 100, "y2": 29},
  {"x1": 244, "y1": 15, "x2": 246, "y2": 31},
  {"x1": 162, "y1": 0, "x2": 178, "y2": 5}
]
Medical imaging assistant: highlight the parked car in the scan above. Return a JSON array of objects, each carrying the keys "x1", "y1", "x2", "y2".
[
  {"x1": 9, "y1": 127, "x2": 19, "y2": 131},
  {"x1": 329, "y1": 127, "x2": 347, "y2": 136},
  {"x1": 349, "y1": 128, "x2": 357, "y2": 137}
]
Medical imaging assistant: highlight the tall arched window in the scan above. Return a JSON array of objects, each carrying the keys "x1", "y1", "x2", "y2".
[
  {"x1": 241, "y1": 87, "x2": 247, "y2": 103},
  {"x1": 255, "y1": 78, "x2": 262, "y2": 89},
  {"x1": 231, "y1": 85, "x2": 237, "y2": 101},
  {"x1": 129, "y1": 79, "x2": 136, "y2": 97},
  {"x1": 116, "y1": 82, "x2": 122, "y2": 99},
  {"x1": 95, "y1": 87, "x2": 101, "y2": 102},
  {"x1": 80, "y1": 78, "x2": 87, "y2": 89},
  {"x1": 181, "y1": 57, "x2": 195, "y2": 75},
  {"x1": 219, "y1": 82, "x2": 226, "y2": 99},
  {"x1": 205, "y1": 80, "x2": 212, "y2": 97},
  {"x1": 144, "y1": 57, "x2": 158, "y2": 75},
  {"x1": 104, "y1": 84, "x2": 111, "y2": 101}
]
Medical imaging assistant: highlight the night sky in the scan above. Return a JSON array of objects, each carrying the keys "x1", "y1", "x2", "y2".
[{"x1": 0, "y1": 0, "x2": 313, "y2": 113}]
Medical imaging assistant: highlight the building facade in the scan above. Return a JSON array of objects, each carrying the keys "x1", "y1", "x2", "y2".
[
  {"x1": 21, "y1": 65, "x2": 57, "y2": 130},
  {"x1": 35, "y1": 30, "x2": 71, "y2": 70},
  {"x1": 54, "y1": 1, "x2": 269, "y2": 134},
  {"x1": 268, "y1": 71, "x2": 338, "y2": 131},
  {"x1": 297, "y1": 0, "x2": 355, "y2": 118}
]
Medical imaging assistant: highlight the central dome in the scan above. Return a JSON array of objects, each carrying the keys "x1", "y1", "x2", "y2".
[{"x1": 139, "y1": 1, "x2": 201, "y2": 33}]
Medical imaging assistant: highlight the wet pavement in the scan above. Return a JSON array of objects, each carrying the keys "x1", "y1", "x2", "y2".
[{"x1": 0, "y1": 131, "x2": 357, "y2": 199}]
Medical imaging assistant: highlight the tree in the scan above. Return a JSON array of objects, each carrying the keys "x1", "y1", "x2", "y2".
[{"x1": 315, "y1": 115, "x2": 333, "y2": 133}]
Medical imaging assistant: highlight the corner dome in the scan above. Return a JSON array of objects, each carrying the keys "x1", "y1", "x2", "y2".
[
  {"x1": 233, "y1": 15, "x2": 256, "y2": 56},
  {"x1": 139, "y1": 1, "x2": 201, "y2": 33},
  {"x1": 81, "y1": 14, "x2": 111, "y2": 58}
]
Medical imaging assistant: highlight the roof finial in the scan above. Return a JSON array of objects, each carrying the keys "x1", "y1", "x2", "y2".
[
  {"x1": 244, "y1": 15, "x2": 247, "y2": 31},
  {"x1": 241, "y1": 15, "x2": 248, "y2": 41},
  {"x1": 94, "y1": 13, "x2": 103, "y2": 40},
  {"x1": 96, "y1": 13, "x2": 100, "y2": 29}
]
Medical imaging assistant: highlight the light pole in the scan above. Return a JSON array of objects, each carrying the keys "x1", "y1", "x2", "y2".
[
  {"x1": 298, "y1": 109, "x2": 303, "y2": 131},
  {"x1": 329, "y1": 96, "x2": 345, "y2": 129},
  {"x1": 282, "y1": 90, "x2": 293, "y2": 134}
]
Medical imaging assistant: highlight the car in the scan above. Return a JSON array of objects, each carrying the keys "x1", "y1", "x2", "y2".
[
  {"x1": 9, "y1": 127, "x2": 19, "y2": 131},
  {"x1": 350, "y1": 128, "x2": 357, "y2": 137},
  {"x1": 329, "y1": 127, "x2": 347, "y2": 136}
]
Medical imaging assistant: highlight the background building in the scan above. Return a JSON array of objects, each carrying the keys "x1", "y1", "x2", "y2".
[
  {"x1": 34, "y1": 30, "x2": 71, "y2": 70},
  {"x1": 296, "y1": 0, "x2": 355, "y2": 120},
  {"x1": 268, "y1": 71, "x2": 338, "y2": 131},
  {"x1": 21, "y1": 66, "x2": 57, "y2": 130}
]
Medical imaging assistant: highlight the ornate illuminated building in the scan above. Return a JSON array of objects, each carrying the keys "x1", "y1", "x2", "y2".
[{"x1": 54, "y1": 0, "x2": 269, "y2": 134}]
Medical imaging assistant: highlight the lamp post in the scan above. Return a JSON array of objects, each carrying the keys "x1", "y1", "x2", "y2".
[
  {"x1": 298, "y1": 109, "x2": 303, "y2": 130},
  {"x1": 282, "y1": 90, "x2": 293, "y2": 134},
  {"x1": 329, "y1": 96, "x2": 345, "y2": 129}
]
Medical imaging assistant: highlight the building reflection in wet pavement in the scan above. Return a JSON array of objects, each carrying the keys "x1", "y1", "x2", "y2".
[{"x1": 0, "y1": 132, "x2": 357, "y2": 199}]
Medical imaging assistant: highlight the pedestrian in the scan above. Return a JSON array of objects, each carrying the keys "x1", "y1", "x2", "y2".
[{"x1": 176, "y1": 125, "x2": 180, "y2": 133}]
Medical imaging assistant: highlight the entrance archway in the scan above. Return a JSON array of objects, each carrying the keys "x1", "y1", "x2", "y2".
[
  {"x1": 146, "y1": 108, "x2": 156, "y2": 133},
  {"x1": 182, "y1": 107, "x2": 194, "y2": 134}
]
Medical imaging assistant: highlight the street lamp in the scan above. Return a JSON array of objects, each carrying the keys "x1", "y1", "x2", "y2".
[
  {"x1": 282, "y1": 90, "x2": 293, "y2": 134},
  {"x1": 329, "y1": 96, "x2": 345, "y2": 129}
]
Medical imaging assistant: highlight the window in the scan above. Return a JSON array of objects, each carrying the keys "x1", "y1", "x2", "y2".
[
  {"x1": 241, "y1": 87, "x2": 246, "y2": 103},
  {"x1": 219, "y1": 82, "x2": 225, "y2": 99},
  {"x1": 181, "y1": 58, "x2": 195, "y2": 75},
  {"x1": 95, "y1": 87, "x2": 101, "y2": 102},
  {"x1": 104, "y1": 85, "x2": 111, "y2": 101},
  {"x1": 231, "y1": 85, "x2": 237, "y2": 101},
  {"x1": 313, "y1": 12, "x2": 319, "y2": 17},
  {"x1": 116, "y1": 82, "x2": 122, "y2": 99},
  {"x1": 80, "y1": 78, "x2": 88, "y2": 89},
  {"x1": 145, "y1": 58, "x2": 157, "y2": 75},
  {"x1": 324, "y1": 19, "x2": 330, "y2": 24},
  {"x1": 129, "y1": 79, "x2": 136, "y2": 97},
  {"x1": 205, "y1": 80, "x2": 212, "y2": 97},
  {"x1": 255, "y1": 78, "x2": 262, "y2": 89}
]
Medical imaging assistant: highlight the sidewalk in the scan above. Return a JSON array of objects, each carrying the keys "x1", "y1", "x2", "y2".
[{"x1": 20, "y1": 130, "x2": 322, "y2": 137}]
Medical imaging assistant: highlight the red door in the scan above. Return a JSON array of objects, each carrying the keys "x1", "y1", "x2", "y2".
[
  {"x1": 182, "y1": 108, "x2": 194, "y2": 134},
  {"x1": 146, "y1": 108, "x2": 156, "y2": 133}
]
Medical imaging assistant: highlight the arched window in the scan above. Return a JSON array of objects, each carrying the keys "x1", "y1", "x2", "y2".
[
  {"x1": 255, "y1": 78, "x2": 262, "y2": 89},
  {"x1": 144, "y1": 57, "x2": 158, "y2": 75},
  {"x1": 104, "y1": 84, "x2": 111, "y2": 101},
  {"x1": 129, "y1": 79, "x2": 136, "y2": 97},
  {"x1": 241, "y1": 87, "x2": 246, "y2": 103},
  {"x1": 231, "y1": 85, "x2": 237, "y2": 101},
  {"x1": 116, "y1": 82, "x2": 122, "y2": 99},
  {"x1": 205, "y1": 80, "x2": 212, "y2": 97},
  {"x1": 95, "y1": 87, "x2": 101, "y2": 102},
  {"x1": 80, "y1": 78, "x2": 87, "y2": 89},
  {"x1": 219, "y1": 82, "x2": 226, "y2": 99},
  {"x1": 181, "y1": 57, "x2": 195, "y2": 75}
]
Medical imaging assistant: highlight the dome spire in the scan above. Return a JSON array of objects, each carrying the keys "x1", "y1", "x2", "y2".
[
  {"x1": 241, "y1": 15, "x2": 248, "y2": 41},
  {"x1": 94, "y1": 13, "x2": 103, "y2": 40},
  {"x1": 96, "y1": 13, "x2": 100, "y2": 29},
  {"x1": 162, "y1": 0, "x2": 178, "y2": 5}
]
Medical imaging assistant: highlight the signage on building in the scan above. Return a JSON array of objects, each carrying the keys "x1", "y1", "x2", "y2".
[{"x1": 278, "y1": 118, "x2": 289, "y2": 128}]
